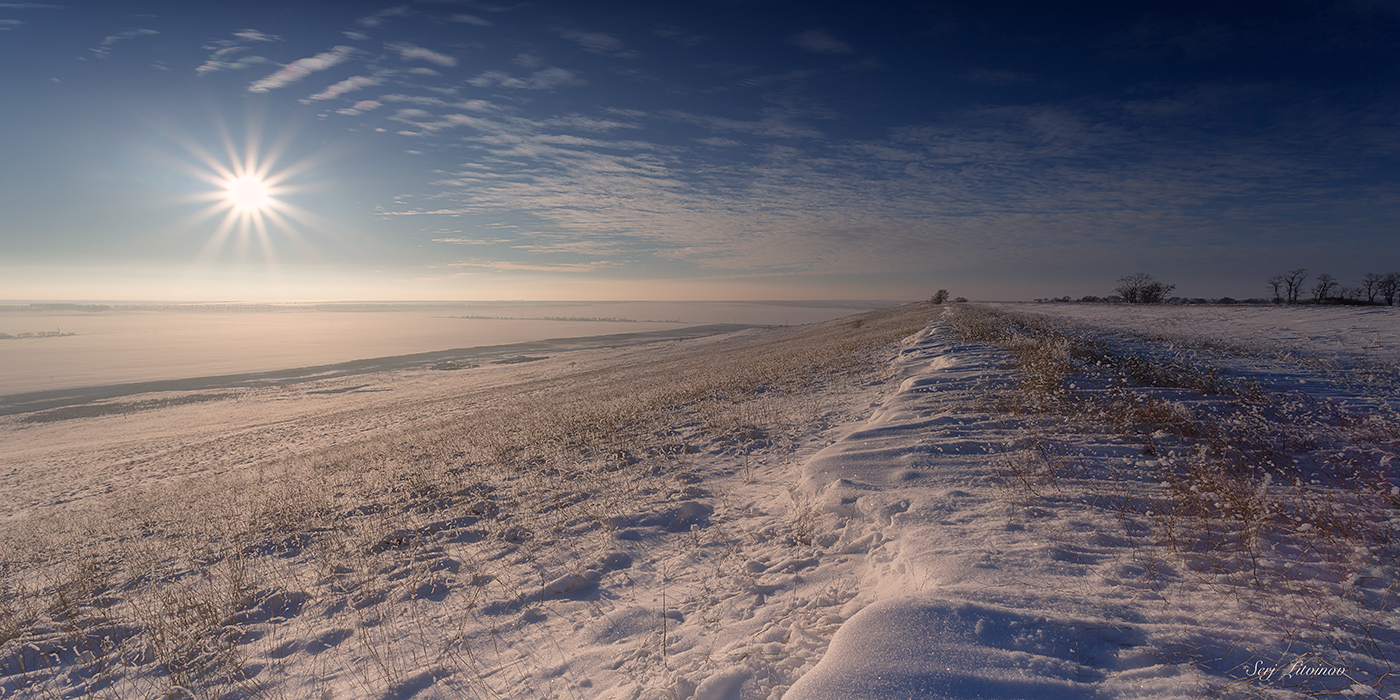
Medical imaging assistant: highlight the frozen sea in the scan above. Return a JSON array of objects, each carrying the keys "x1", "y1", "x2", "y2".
[{"x1": 0, "y1": 300, "x2": 893, "y2": 398}]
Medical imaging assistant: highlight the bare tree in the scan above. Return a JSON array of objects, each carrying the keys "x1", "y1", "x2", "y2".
[
  {"x1": 1380, "y1": 273, "x2": 1400, "y2": 306},
  {"x1": 1114, "y1": 273, "x2": 1176, "y2": 304},
  {"x1": 931, "y1": 289, "x2": 950, "y2": 305},
  {"x1": 1283, "y1": 268, "x2": 1308, "y2": 304},
  {"x1": 1311, "y1": 273, "x2": 1338, "y2": 303},
  {"x1": 1360, "y1": 273, "x2": 1384, "y2": 304},
  {"x1": 1267, "y1": 275, "x2": 1285, "y2": 304}
]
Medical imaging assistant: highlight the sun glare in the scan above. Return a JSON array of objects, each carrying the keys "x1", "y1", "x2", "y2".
[
  {"x1": 173, "y1": 117, "x2": 333, "y2": 263},
  {"x1": 226, "y1": 177, "x2": 271, "y2": 212}
]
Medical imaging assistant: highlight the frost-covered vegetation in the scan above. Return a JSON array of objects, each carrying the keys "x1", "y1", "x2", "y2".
[{"x1": 939, "y1": 305, "x2": 1399, "y2": 698}]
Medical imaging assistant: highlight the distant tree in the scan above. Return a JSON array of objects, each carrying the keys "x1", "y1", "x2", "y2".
[
  {"x1": 1283, "y1": 268, "x2": 1308, "y2": 304},
  {"x1": 1380, "y1": 273, "x2": 1400, "y2": 306},
  {"x1": 1267, "y1": 275, "x2": 1285, "y2": 304},
  {"x1": 1114, "y1": 273, "x2": 1176, "y2": 304},
  {"x1": 1311, "y1": 273, "x2": 1338, "y2": 303},
  {"x1": 1360, "y1": 273, "x2": 1384, "y2": 304},
  {"x1": 953, "y1": 296, "x2": 968, "y2": 303},
  {"x1": 931, "y1": 289, "x2": 950, "y2": 305}
]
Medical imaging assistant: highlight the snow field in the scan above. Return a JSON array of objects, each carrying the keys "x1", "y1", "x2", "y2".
[
  {"x1": 2, "y1": 301, "x2": 1396, "y2": 699},
  {"x1": 0, "y1": 304, "x2": 942, "y2": 699}
]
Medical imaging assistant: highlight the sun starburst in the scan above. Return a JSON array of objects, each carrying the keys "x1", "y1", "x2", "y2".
[{"x1": 170, "y1": 115, "x2": 331, "y2": 264}]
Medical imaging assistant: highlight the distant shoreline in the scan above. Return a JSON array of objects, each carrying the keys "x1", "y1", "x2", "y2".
[
  {"x1": 0, "y1": 323, "x2": 753, "y2": 417},
  {"x1": 440, "y1": 315, "x2": 682, "y2": 323}
]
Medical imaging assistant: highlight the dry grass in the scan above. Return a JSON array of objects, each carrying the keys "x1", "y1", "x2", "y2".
[{"x1": 947, "y1": 304, "x2": 1400, "y2": 697}]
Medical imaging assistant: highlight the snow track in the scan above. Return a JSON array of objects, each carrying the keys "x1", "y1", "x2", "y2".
[{"x1": 790, "y1": 322, "x2": 1144, "y2": 699}]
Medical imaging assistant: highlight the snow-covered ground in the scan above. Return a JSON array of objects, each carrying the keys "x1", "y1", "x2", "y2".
[{"x1": 1, "y1": 302, "x2": 1396, "y2": 699}]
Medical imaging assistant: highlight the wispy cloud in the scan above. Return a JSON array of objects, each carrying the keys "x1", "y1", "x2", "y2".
[
  {"x1": 336, "y1": 99, "x2": 383, "y2": 115},
  {"x1": 0, "y1": 2, "x2": 63, "y2": 7},
  {"x1": 197, "y1": 30, "x2": 280, "y2": 75},
  {"x1": 447, "y1": 259, "x2": 624, "y2": 273},
  {"x1": 389, "y1": 42, "x2": 457, "y2": 66},
  {"x1": 196, "y1": 50, "x2": 272, "y2": 75},
  {"x1": 308, "y1": 75, "x2": 383, "y2": 100},
  {"x1": 544, "y1": 114, "x2": 640, "y2": 131},
  {"x1": 232, "y1": 29, "x2": 279, "y2": 43},
  {"x1": 468, "y1": 67, "x2": 585, "y2": 90},
  {"x1": 90, "y1": 28, "x2": 158, "y2": 58},
  {"x1": 433, "y1": 237, "x2": 509, "y2": 245},
  {"x1": 653, "y1": 24, "x2": 704, "y2": 47},
  {"x1": 663, "y1": 110, "x2": 825, "y2": 139},
  {"x1": 358, "y1": 5, "x2": 409, "y2": 28},
  {"x1": 247, "y1": 46, "x2": 355, "y2": 93},
  {"x1": 787, "y1": 29, "x2": 854, "y2": 55},
  {"x1": 0, "y1": 19, "x2": 21, "y2": 30},
  {"x1": 450, "y1": 14, "x2": 492, "y2": 26},
  {"x1": 556, "y1": 28, "x2": 639, "y2": 58}
]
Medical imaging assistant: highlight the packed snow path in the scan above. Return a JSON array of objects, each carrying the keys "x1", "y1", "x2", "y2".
[{"x1": 787, "y1": 322, "x2": 1146, "y2": 699}]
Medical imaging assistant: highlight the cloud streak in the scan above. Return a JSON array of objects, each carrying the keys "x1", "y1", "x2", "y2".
[
  {"x1": 389, "y1": 42, "x2": 457, "y2": 66},
  {"x1": 358, "y1": 6, "x2": 408, "y2": 28},
  {"x1": 197, "y1": 30, "x2": 281, "y2": 75},
  {"x1": 336, "y1": 99, "x2": 383, "y2": 115},
  {"x1": 309, "y1": 75, "x2": 383, "y2": 100},
  {"x1": 91, "y1": 29, "x2": 158, "y2": 58},
  {"x1": 468, "y1": 67, "x2": 586, "y2": 90},
  {"x1": 556, "y1": 28, "x2": 638, "y2": 58},
  {"x1": 450, "y1": 14, "x2": 492, "y2": 26},
  {"x1": 447, "y1": 259, "x2": 624, "y2": 273},
  {"x1": 247, "y1": 46, "x2": 355, "y2": 93},
  {"x1": 787, "y1": 29, "x2": 854, "y2": 55}
]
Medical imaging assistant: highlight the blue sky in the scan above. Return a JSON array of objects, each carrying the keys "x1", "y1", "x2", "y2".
[{"x1": 1, "y1": 0, "x2": 1396, "y2": 301}]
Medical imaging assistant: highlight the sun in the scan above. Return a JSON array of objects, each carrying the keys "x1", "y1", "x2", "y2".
[
  {"x1": 225, "y1": 176, "x2": 271, "y2": 212},
  {"x1": 175, "y1": 131, "x2": 322, "y2": 262},
  {"x1": 165, "y1": 113, "x2": 342, "y2": 264}
]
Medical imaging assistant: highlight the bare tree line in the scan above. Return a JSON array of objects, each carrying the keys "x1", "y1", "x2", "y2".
[
  {"x1": 1267, "y1": 268, "x2": 1400, "y2": 305},
  {"x1": 1029, "y1": 269, "x2": 1399, "y2": 306}
]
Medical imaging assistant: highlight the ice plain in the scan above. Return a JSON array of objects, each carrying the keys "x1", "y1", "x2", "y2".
[{"x1": 1, "y1": 301, "x2": 1397, "y2": 699}]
